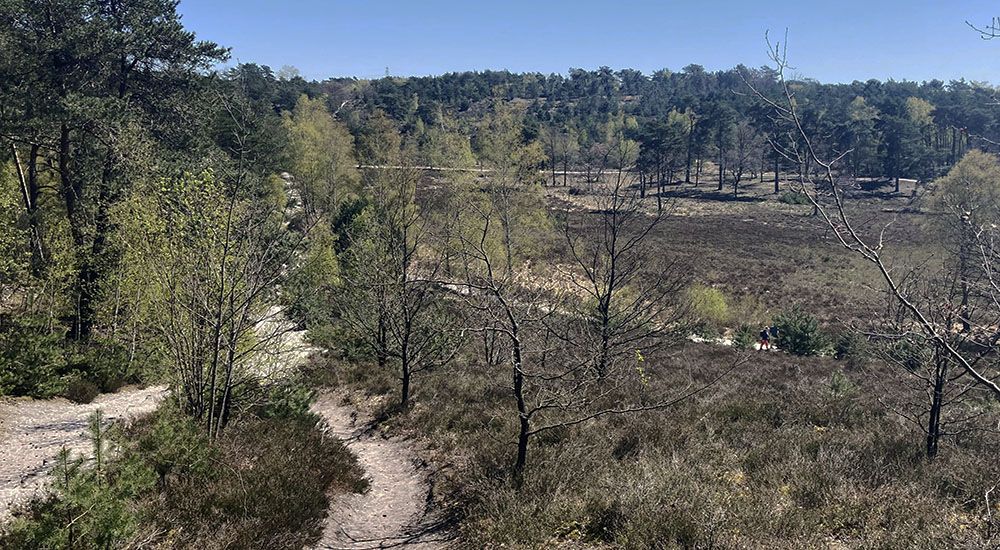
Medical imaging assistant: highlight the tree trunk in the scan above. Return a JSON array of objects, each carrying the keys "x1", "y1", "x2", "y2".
[
  {"x1": 684, "y1": 119, "x2": 695, "y2": 183},
  {"x1": 11, "y1": 143, "x2": 45, "y2": 274},
  {"x1": 400, "y1": 327, "x2": 411, "y2": 406},
  {"x1": 774, "y1": 156, "x2": 780, "y2": 194},
  {"x1": 511, "y1": 326, "x2": 529, "y2": 480},
  {"x1": 401, "y1": 363, "x2": 410, "y2": 406},
  {"x1": 717, "y1": 153, "x2": 725, "y2": 192},
  {"x1": 926, "y1": 353, "x2": 947, "y2": 459}
]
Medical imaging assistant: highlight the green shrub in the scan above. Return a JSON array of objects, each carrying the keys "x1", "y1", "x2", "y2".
[
  {"x1": 779, "y1": 191, "x2": 811, "y2": 205},
  {"x1": 685, "y1": 284, "x2": 730, "y2": 335},
  {"x1": 2, "y1": 413, "x2": 156, "y2": 549},
  {"x1": 773, "y1": 309, "x2": 829, "y2": 356},
  {"x1": 153, "y1": 414, "x2": 368, "y2": 548},
  {"x1": 65, "y1": 341, "x2": 132, "y2": 394},
  {"x1": 260, "y1": 379, "x2": 317, "y2": 419},
  {"x1": 1, "y1": 402, "x2": 368, "y2": 550},
  {"x1": 732, "y1": 324, "x2": 758, "y2": 349},
  {"x1": 835, "y1": 331, "x2": 870, "y2": 368},
  {"x1": 0, "y1": 317, "x2": 66, "y2": 398},
  {"x1": 61, "y1": 374, "x2": 100, "y2": 404},
  {"x1": 887, "y1": 338, "x2": 931, "y2": 372}
]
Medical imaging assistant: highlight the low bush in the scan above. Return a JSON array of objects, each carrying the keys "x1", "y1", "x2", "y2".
[
  {"x1": 887, "y1": 337, "x2": 931, "y2": 372},
  {"x1": 773, "y1": 309, "x2": 829, "y2": 356},
  {"x1": 0, "y1": 316, "x2": 66, "y2": 398},
  {"x1": 835, "y1": 331, "x2": 870, "y2": 368},
  {"x1": 685, "y1": 284, "x2": 730, "y2": 336},
  {"x1": 0, "y1": 316, "x2": 154, "y2": 400},
  {"x1": 779, "y1": 191, "x2": 811, "y2": 205},
  {"x1": 60, "y1": 374, "x2": 100, "y2": 404},
  {"x1": 331, "y1": 335, "x2": 1000, "y2": 549},
  {"x1": 732, "y1": 324, "x2": 758, "y2": 349}
]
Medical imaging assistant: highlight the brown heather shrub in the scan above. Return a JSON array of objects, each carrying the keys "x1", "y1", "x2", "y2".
[
  {"x1": 138, "y1": 412, "x2": 368, "y2": 549},
  {"x1": 329, "y1": 339, "x2": 1000, "y2": 548}
]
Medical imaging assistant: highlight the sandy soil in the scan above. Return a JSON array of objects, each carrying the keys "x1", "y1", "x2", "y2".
[
  {"x1": 310, "y1": 392, "x2": 451, "y2": 549},
  {"x1": 0, "y1": 385, "x2": 168, "y2": 523}
]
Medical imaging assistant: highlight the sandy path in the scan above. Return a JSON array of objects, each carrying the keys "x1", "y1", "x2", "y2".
[
  {"x1": 0, "y1": 385, "x2": 168, "y2": 522},
  {"x1": 310, "y1": 392, "x2": 451, "y2": 549}
]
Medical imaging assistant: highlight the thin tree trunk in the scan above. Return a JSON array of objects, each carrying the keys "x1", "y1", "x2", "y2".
[
  {"x1": 926, "y1": 353, "x2": 947, "y2": 459},
  {"x1": 511, "y1": 322, "x2": 529, "y2": 480},
  {"x1": 774, "y1": 155, "x2": 780, "y2": 194},
  {"x1": 684, "y1": 119, "x2": 695, "y2": 183}
]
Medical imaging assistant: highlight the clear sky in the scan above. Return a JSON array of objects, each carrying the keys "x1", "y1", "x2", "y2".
[{"x1": 176, "y1": 0, "x2": 1000, "y2": 84}]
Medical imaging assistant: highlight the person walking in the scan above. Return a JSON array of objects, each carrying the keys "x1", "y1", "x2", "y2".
[{"x1": 759, "y1": 326, "x2": 771, "y2": 351}]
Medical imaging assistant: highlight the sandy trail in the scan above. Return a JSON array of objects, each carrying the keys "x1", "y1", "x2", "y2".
[
  {"x1": 0, "y1": 385, "x2": 168, "y2": 522},
  {"x1": 310, "y1": 392, "x2": 450, "y2": 549}
]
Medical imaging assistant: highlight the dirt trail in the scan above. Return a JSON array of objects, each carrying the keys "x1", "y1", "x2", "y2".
[
  {"x1": 310, "y1": 392, "x2": 450, "y2": 549},
  {"x1": 0, "y1": 385, "x2": 168, "y2": 522}
]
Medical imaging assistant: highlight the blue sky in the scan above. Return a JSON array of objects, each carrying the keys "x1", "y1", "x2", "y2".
[{"x1": 176, "y1": 0, "x2": 1000, "y2": 84}]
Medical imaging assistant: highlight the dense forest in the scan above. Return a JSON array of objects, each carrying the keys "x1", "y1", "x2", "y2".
[
  {"x1": 5, "y1": 1, "x2": 1000, "y2": 549},
  {"x1": 263, "y1": 63, "x2": 1000, "y2": 189}
]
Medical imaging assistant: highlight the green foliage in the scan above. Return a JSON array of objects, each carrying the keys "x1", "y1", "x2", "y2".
[
  {"x1": 0, "y1": 315, "x2": 143, "y2": 400},
  {"x1": 828, "y1": 369, "x2": 857, "y2": 398},
  {"x1": 285, "y1": 223, "x2": 340, "y2": 329},
  {"x1": 65, "y1": 341, "x2": 134, "y2": 394},
  {"x1": 684, "y1": 284, "x2": 729, "y2": 335},
  {"x1": 835, "y1": 331, "x2": 870, "y2": 368},
  {"x1": 260, "y1": 380, "x2": 317, "y2": 419},
  {"x1": 926, "y1": 150, "x2": 1000, "y2": 249},
  {"x1": 0, "y1": 316, "x2": 66, "y2": 398},
  {"x1": 143, "y1": 413, "x2": 367, "y2": 549},
  {"x1": 60, "y1": 374, "x2": 100, "y2": 404},
  {"x1": 1, "y1": 400, "x2": 367, "y2": 550},
  {"x1": 2, "y1": 419, "x2": 156, "y2": 549},
  {"x1": 129, "y1": 405, "x2": 216, "y2": 487},
  {"x1": 283, "y1": 94, "x2": 359, "y2": 213},
  {"x1": 779, "y1": 191, "x2": 811, "y2": 205},
  {"x1": 732, "y1": 324, "x2": 758, "y2": 350},
  {"x1": 773, "y1": 309, "x2": 829, "y2": 356}
]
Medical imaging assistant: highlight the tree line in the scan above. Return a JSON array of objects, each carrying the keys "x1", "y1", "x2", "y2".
[{"x1": 242, "y1": 64, "x2": 1000, "y2": 195}]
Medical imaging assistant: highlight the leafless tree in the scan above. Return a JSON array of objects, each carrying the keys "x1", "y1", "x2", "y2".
[
  {"x1": 458, "y1": 131, "x2": 741, "y2": 481},
  {"x1": 726, "y1": 120, "x2": 764, "y2": 198},
  {"x1": 563, "y1": 137, "x2": 686, "y2": 377},
  {"x1": 339, "y1": 163, "x2": 459, "y2": 407},
  {"x1": 744, "y1": 33, "x2": 1000, "y2": 457}
]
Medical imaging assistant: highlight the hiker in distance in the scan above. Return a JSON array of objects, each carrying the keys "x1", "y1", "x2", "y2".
[{"x1": 759, "y1": 327, "x2": 771, "y2": 351}]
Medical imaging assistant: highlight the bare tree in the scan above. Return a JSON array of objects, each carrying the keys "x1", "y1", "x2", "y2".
[
  {"x1": 744, "y1": 33, "x2": 1000, "y2": 457},
  {"x1": 459, "y1": 120, "x2": 740, "y2": 480},
  {"x1": 340, "y1": 162, "x2": 458, "y2": 407},
  {"x1": 726, "y1": 120, "x2": 764, "y2": 198},
  {"x1": 563, "y1": 136, "x2": 685, "y2": 377}
]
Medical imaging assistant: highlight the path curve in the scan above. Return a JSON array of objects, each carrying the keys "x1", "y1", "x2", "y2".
[
  {"x1": 0, "y1": 385, "x2": 168, "y2": 522},
  {"x1": 310, "y1": 392, "x2": 450, "y2": 549}
]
